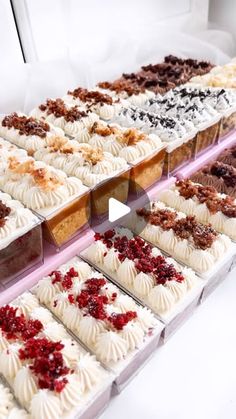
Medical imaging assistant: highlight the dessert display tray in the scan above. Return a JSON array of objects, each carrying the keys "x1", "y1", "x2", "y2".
[
  {"x1": 175, "y1": 131, "x2": 236, "y2": 179},
  {"x1": 0, "y1": 177, "x2": 176, "y2": 306}
]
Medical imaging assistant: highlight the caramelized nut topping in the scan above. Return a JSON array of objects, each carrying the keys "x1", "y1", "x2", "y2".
[{"x1": 2, "y1": 113, "x2": 50, "y2": 138}]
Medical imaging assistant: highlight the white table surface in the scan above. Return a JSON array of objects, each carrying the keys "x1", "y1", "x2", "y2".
[{"x1": 101, "y1": 267, "x2": 236, "y2": 419}]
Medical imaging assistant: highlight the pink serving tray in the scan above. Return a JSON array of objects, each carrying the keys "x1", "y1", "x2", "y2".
[
  {"x1": 0, "y1": 177, "x2": 176, "y2": 306},
  {"x1": 175, "y1": 131, "x2": 236, "y2": 179}
]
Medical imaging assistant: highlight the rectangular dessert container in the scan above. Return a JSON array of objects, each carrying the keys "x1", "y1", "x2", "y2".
[
  {"x1": 217, "y1": 108, "x2": 236, "y2": 143},
  {"x1": 200, "y1": 249, "x2": 236, "y2": 302},
  {"x1": 80, "y1": 247, "x2": 204, "y2": 345},
  {"x1": 91, "y1": 167, "x2": 130, "y2": 222},
  {"x1": 160, "y1": 282, "x2": 203, "y2": 342},
  {"x1": 31, "y1": 256, "x2": 163, "y2": 394},
  {"x1": 129, "y1": 147, "x2": 166, "y2": 196},
  {"x1": 163, "y1": 136, "x2": 196, "y2": 177},
  {"x1": 39, "y1": 190, "x2": 91, "y2": 249},
  {"x1": 194, "y1": 119, "x2": 221, "y2": 157},
  {"x1": 0, "y1": 221, "x2": 43, "y2": 288},
  {"x1": 111, "y1": 323, "x2": 163, "y2": 394}
]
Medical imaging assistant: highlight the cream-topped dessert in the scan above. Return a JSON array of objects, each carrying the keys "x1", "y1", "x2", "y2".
[
  {"x1": 190, "y1": 61, "x2": 236, "y2": 88},
  {"x1": 0, "y1": 190, "x2": 39, "y2": 250},
  {"x1": 63, "y1": 87, "x2": 124, "y2": 120},
  {"x1": 33, "y1": 137, "x2": 128, "y2": 188},
  {"x1": 66, "y1": 121, "x2": 163, "y2": 163},
  {"x1": 160, "y1": 179, "x2": 236, "y2": 240},
  {"x1": 83, "y1": 229, "x2": 200, "y2": 317},
  {"x1": 34, "y1": 257, "x2": 158, "y2": 366},
  {"x1": 0, "y1": 113, "x2": 65, "y2": 153},
  {"x1": 0, "y1": 382, "x2": 29, "y2": 418},
  {"x1": 97, "y1": 80, "x2": 155, "y2": 106},
  {"x1": 0, "y1": 151, "x2": 87, "y2": 212},
  {"x1": 142, "y1": 87, "x2": 228, "y2": 130},
  {"x1": 115, "y1": 107, "x2": 197, "y2": 145},
  {"x1": 131, "y1": 202, "x2": 232, "y2": 274},
  {"x1": 0, "y1": 293, "x2": 109, "y2": 419},
  {"x1": 30, "y1": 98, "x2": 99, "y2": 138}
]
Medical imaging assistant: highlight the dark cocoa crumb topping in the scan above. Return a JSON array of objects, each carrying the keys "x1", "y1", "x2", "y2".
[
  {"x1": 0, "y1": 200, "x2": 11, "y2": 228},
  {"x1": 2, "y1": 113, "x2": 50, "y2": 138}
]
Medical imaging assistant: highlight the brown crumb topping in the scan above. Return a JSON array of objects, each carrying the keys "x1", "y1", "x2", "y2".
[
  {"x1": 39, "y1": 99, "x2": 88, "y2": 122},
  {"x1": 176, "y1": 179, "x2": 236, "y2": 218},
  {"x1": 8, "y1": 157, "x2": 63, "y2": 191},
  {"x1": 67, "y1": 87, "x2": 115, "y2": 105},
  {"x1": 2, "y1": 113, "x2": 50, "y2": 138},
  {"x1": 136, "y1": 207, "x2": 218, "y2": 249}
]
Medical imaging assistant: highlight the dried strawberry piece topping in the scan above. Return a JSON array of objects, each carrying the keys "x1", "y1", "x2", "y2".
[
  {"x1": 84, "y1": 277, "x2": 106, "y2": 294},
  {"x1": 108, "y1": 311, "x2": 137, "y2": 330},
  {"x1": 19, "y1": 338, "x2": 71, "y2": 393},
  {"x1": 50, "y1": 270, "x2": 63, "y2": 284},
  {"x1": 87, "y1": 295, "x2": 108, "y2": 320},
  {"x1": 0, "y1": 305, "x2": 43, "y2": 341}
]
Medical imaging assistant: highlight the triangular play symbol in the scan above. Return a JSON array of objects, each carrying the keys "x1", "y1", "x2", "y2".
[{"x1": 108, "y1": 198, "x2": 131, "y2": 223}]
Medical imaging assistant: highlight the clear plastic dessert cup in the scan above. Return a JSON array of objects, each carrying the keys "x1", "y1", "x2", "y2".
[
  {"x1": 194, "y1": 117, "x2": 221, "y2": 157},
  {"x1": 36, "y1": 189, "x2": 91, "y2": 249},
  {"x1": 0, "y1": 220, "x2": 43, "y2": 287},
  {"x1": 91, "y1": 167, "x2": 131, "y2": 222},
  {"x1": 129, "y1": 146, "x2": 166, "y2": 196},
  {"x1": 217, "y1": 106, "x2": 236, "y2": 143},
  {"x1": 163, "y1": 135, "x2": 196, "y2": 177}
]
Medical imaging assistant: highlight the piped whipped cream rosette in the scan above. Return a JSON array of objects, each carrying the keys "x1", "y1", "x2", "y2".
[
  {"x1": 0, "y1": 154, "x2": 87, "y2": 213},
  {"x1": 160, "y1": 179, "x2": 236, "y2": 241},
  {"x1": 0, "y1": 381, "x2": 29, "y2": 419},
  {"x1": 0, "y1": 113, "x2": 65, "y2": 153},
  {"x1": 30, "y1": 98, "x2": 99, "y2": 139},
  {"x1": 63, "y1": 87, "x2": 124, "y2": 121},
  {"x1": 0, "y1": 294, "x2": 110, "y2": 419},
  {"x1": 82, "y1": 229, "x2": 201, "y2": 318},
  {"x1": 133, "y1": 202, "x2": 232, "y2": 274},
  {"x1": 190, "y1": 161, "x2": 236, "y2": 198},
  {"x1": 97, "y1": 80, "x2": 155, "y2": 107},
  {"x1": 190, "y1": 61, "x2": 236, "y2": 88},
  {"x1": 141, "y1": 90, "x2": 222, "y2": 130},
  {"x1": 0, "y1": 138, "x2": 28, "y2": 178},
  {"x1": 217, "y1": 145, "x2": 236, "y2": 168},
  {"x1": 0, "y1": 190, "x2": 39, "y2": 250},
  {"x1": 33, "y1": 139, "x2": 128, "y2": 188},
  {"x1": 34, "y1": 257, "x2": 159, "y2": 367},
  {"x1": 71, "y1": 121, "x2": 163, "y2": 163},
  {"x1": 115, "y1": 107, "x2": 197, "y2": 149}
]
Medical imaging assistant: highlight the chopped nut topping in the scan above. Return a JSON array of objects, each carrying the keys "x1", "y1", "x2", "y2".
[
  {"x1": 8, "y1": 157, "x2": 63, "y2": 191},
  {"x1": 2, "y1": 113, "x2": 50, "y2": 138}
]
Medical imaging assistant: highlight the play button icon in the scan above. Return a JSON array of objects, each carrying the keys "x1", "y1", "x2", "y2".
[{"x1": 108, "y1": 198, "x2": 131, "y2": 223}]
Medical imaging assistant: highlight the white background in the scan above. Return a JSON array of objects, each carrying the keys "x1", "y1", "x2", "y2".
[{"x1": 101, "y1": 268, "x2": 236, "y2": 419}]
